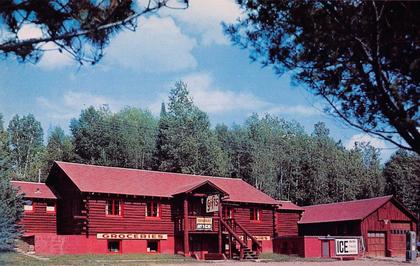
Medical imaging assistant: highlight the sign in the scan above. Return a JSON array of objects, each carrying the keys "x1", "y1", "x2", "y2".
[
  {"x1": 335, "y1": 238, "x2": 358, "y2": 255},
  {"x1": 206, "y1": 195, "x2": 220, "y2": 213},
  {"x1": 238, "y1": 235, "x2": 271, "y2": 241},
  {"x1": 96, "y1": 233, "x2": 168, "y2": 240},
  {"x1": 196, "y1": 217, "x2": 212, "y2": 230}
]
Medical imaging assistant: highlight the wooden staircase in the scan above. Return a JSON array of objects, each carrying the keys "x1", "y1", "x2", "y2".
[{"x1": 220, "y1": 218, "x2": 261, "y2": 260}]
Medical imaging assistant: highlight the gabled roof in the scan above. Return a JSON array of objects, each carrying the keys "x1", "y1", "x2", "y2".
[
  {"x1": 11, "y1": 181, "x2": 57, "y2": 199},
  {"x1": 299, "y1": 196, "x2": 393, "y2": 224},
  {"x1": 277, "y1": 200, "x2": 304, "y2": 211},
  {"x1": 49, "y1": 161, "x2": 277, "y2": 205}
]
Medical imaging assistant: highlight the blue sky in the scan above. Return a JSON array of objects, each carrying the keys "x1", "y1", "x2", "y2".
[{"x1": 0, "y1": 0, "x2": 396, "y2": 160}]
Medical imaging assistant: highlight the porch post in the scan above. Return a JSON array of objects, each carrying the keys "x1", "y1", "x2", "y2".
[
  {"x1": 184, "y1": 196, "x2": 189, "y2": 256},
  {"x1": 218, "y1": 195, "x2": 223, "y2": 254}
]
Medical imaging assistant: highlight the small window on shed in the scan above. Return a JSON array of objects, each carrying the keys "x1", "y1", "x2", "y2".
[
  {"x1": 46, "y1": 202, "x2": 56, "y2": 213},
  {"x1": 24, "y1": 200, "x2": 33, "y2": 212},
  {"x1": 107, "y1": 240, "x2": 121, "y2": 253}
]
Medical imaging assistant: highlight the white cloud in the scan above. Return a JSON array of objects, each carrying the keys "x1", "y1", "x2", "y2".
[
  {"x1": 149, "y1": 72, "x2": 319, "y2": 117},
  {"x1": 36, "y1": 91, "x2": 123, "y2": 122},
  {"x1": 159, "y1": 0, "x2": 241, "y2": 46},
  {"x1": 345, "y1": 133, "x2": 387, "y2": 150},
  {"x1": 17, "y1": 24, "x2": 73, "y2": 69},
  {"x1": 106, "y1": 16, "x2": 197, "y2": 72},
  {"x1": 182, "y1": 73, "x2": 267, "y2": 113},
  {"x1": 17, "y1": 24, "x2": 43, "y2": 40}
]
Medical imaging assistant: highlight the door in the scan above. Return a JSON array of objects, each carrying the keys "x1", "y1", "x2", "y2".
[
  {"x1": 390, "y1": 222, "x2": 411, "y2": 256},
  {"x1": 367, "y1": 232, "x2": 386, "y2": 257},
  {"x1": 321, "y1": 240, "x2": 330, "y2": 257}
]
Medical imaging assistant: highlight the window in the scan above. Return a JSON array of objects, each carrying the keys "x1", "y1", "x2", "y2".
[
  {"x1": 146, "y1": 202, "x2": 160, "y2": 218},
  {"x1": 223, "y1": 206, "x2": 234, "y2": 219},
  {"x1": 24, "y1": 200, "x2": 34, "y2": 212},
  {"x1": 147, "y1": 240, "x2": 159, "y2": 253},
  {"x1": 46, "y1": 202, "x2": 56, "y2": 214},
  {"x1": 107, "y1": 240, "x2": 121, "y2": 253},
  {"x1": 106, "y1": 200, "x2": 122, "y2": 216},
  {"x1": 250, "y1": 208, "x2": 261, "y2": 221}
]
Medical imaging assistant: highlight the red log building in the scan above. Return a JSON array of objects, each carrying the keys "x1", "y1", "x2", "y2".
[{"x1": 14, "y1": 161, "x2": 294, "y2": 259}]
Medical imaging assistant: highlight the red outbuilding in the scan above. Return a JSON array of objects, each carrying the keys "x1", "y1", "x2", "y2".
[
  {"x1": 19, "y1": 161, "x2": 281, "y2": 259},
  {"x1": 11, "y1": 181, "x2": 57, "y2": 252},
  {"x1": 274, "y1": 196, "x2": 417, "y2": 259}
]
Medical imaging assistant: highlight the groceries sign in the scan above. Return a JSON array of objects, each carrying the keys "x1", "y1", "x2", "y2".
[
  {"x1": 206, "y1": 195, "x2": 219, "y2": 213},
  {"x1": 97, "y1": 233, "x2": 168, "y2": 240},
  {"x1": 335, "y1": 238, "x2": 358, "y2": 255}
]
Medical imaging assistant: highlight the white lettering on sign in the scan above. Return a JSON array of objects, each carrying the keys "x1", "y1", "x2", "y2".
[
  {"x1": 196, "y1": 217, "x2": 213, "y2": 231},
  {"x1": 335, "y1": 239, "x2": 358, "y2": 255},
  {"x1": 96, "y1": 233, "x2": 168, "y2": 240},
  {"x1": 206, "y1": 195, "x2": 219, "y2": 213},
  {"x1": 238, "y1": 235, "x2": 271, "y2": 241}
]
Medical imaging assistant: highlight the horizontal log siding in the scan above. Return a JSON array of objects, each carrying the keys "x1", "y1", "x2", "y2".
[
  {"x1": 276, "y1": 211, "x2": 300, "y2": 236},
  {"x1": 232, "y1": 206, "x2": 275, "y2": 237},
  {"x1": 87, "y1": 196, "x2": 174, "y2": 235},
  {"x1": 21, "y1": 200, "x2": 56, "y2": 234}
]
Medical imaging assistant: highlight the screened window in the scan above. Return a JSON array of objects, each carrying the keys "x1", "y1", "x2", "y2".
[
  {"x1": 250, "y1": 208, "x2": 261, "y2": 221},
  {"x1": 146, "y1": 202, "x2": 160, "y2": 217},
  {"x1": 106, "y1": 200, "x2": 122, "y2": 216},
  {"x1": 107, "y1": 240, "x2": 121, "y2": 253}
]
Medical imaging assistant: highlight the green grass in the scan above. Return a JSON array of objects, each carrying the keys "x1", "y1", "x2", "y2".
[
  {"x1": 259, "y1": 252, "x2": 335, "y2": 262},
  {"x1": 0, "y1": 252, "x2": 194, "y2": 266}
]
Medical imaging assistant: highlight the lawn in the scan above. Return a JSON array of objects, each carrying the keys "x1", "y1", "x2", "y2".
[
  {"x1": 0, "y1": 252, "x2": 194, "y2": 265},
  {"x1": 259, "y1": 253, "x2": 334, "y2": 262}
]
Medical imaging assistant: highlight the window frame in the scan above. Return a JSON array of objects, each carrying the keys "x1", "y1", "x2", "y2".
[
  {"x1": 145, "y1": 201, "x2": 161, "y2": 219},
  {"x1": 146, "y1": 240, "x2": 160, "y2": 253},
  {"x1": 24, "y1": 200, "x2": 34, "y2": 213},
  {"x1": 46, "y1": 201, "x2": 56, "y2": 214},
  {"x1": 106, "y1": 199, "x2": 123, "y2": 217},
  {"x1": 107, "y1": 240, "x2": 122, "y2": 253},
  {"x1": 250, "y1": 207, "x2": 262, "y2": 222}
]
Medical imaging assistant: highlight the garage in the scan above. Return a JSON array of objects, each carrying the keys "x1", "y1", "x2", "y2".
[
  {"x1": 297, "y1": 195, "x2": 417, "y2": 258},
  {"x1": 390, "y1": 222, "x2": 411, "y2": 256},
  {"x1": 367, "y1": 232, "x2": 386, "y2": 257}
]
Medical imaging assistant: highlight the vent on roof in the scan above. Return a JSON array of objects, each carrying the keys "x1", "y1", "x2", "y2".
[{"x1": 35, "y1": 188, "x2": 41, "y2": 194}]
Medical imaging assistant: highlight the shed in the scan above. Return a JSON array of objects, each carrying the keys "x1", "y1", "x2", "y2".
[{"x1": 299, "y1": 196, "x2": 417, "y2": 257}]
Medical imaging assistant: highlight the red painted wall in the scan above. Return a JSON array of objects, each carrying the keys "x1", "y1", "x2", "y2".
[
  {"x1": 34, "y1": 233, "x2": 175, "y2": 255},
  {"x1": 20, "y1": 199, "x2": 56, "y2": 234}
]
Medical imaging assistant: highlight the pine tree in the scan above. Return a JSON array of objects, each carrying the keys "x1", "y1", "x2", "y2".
[
  {"x1": 0, "y1": 114, "x2": 24, "y2": 251},
  {"x1": 154, "y1": 81, "x2": 228, "y2": 176}
]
